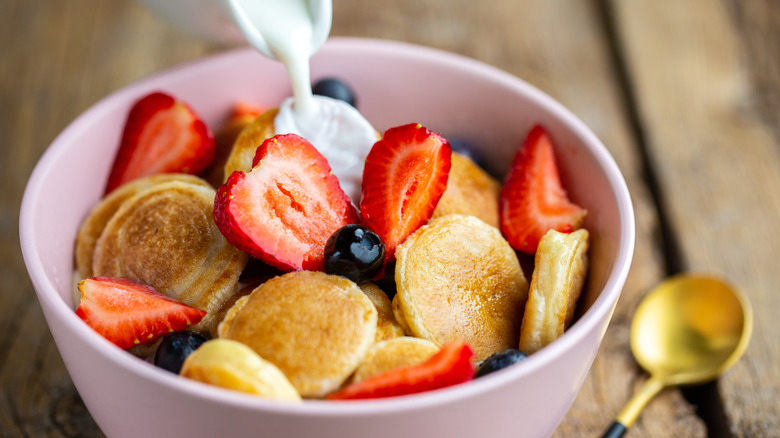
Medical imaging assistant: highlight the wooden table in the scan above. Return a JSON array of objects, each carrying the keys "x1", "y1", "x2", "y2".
[{"x1": 2, "y1": 0, "x2": 778, "y2": 436}]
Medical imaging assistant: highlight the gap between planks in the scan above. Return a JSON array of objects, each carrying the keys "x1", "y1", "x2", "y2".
[{"x1": 596, "y1": 1, "x2": 731, "y2": 437}]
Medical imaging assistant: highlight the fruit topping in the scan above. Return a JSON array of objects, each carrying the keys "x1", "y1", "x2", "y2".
[
  {"x1": 75, "y1": 277, "x2": 207, "y2": 350},
  {"x1": 229, "y1": 101, "x2": 265, "y2": 120},
  {"x1": 327, "y1": 340, "x2": 474, "y2": 400},
  {"x1": 154, "y1": 331, "x2": 209, "y2": 374},
  {"x1": 105, "y1": 91, "x2": 215, "y2": 194},
  {"x1": 448, "y1": 137, "x2": 486, "y2": 169},
  {"x1": 312, "y1": 77, "x2": 357, "y2": 107},
  {"x1": 214, "y1": 133, "x2": 359, "y2": 272},
  {"x1": 180, "y1": 339, "x2": 302, "y2": 401},
  {"x1": 373, "y1": 262, "x2": 398, "y2": 300},
  {"x1": 360, "y1": 123, "x2": 451, "y2": 262},
  {"x1": 324, "y1": 224, "x2": 385, "y2": 284},
  {"x1": 474, "y1": 348, "x2": 528, "y2": 378},
  {"x1": 499, "y1": 125, "x2": 586, "y2": 254}
]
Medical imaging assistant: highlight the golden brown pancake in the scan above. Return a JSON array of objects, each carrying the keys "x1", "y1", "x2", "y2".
[
  {"x1": 518, "y1": 229, "x2": 589, "y2": 354},
  {"x1": 75, "y1": 173, "x2": 211, "y2": 279},
  {"x1": 181, "y1": 339, "x2": 301, "y2": 401},
  {"x1": 359, "y1": 282, "x2": 405, "y2": 342},
  {"x1": 394, "y1": 215, "x2": 529, "y2": 362},
  {"x1": 219, "y1": 271, "x2": 377, "y2": 398},
  {"x1": 91, "y1": 180, "x2": 248, "y2": 333},
  {"x1": 207, "y1": 283, "x2": 255, "y2": 339},
  {"x1": 204, "y1": 110, "x2": 262, "y2": 187},
  {"x1": 431, "y1": 152, "x2": 501, "y2": 228},
  {"x1": 351, "y1": 336, "x2": 439, "y2": 383},
  {"x1": 222, "y1": 108, "x2": 278, "y2": 182}
]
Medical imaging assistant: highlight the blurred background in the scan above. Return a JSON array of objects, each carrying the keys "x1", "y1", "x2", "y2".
[{"x1": 1, "y1": 0, "x2": 778, "y2": 436}]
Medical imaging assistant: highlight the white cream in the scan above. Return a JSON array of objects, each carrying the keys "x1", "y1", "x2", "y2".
[
  {"x1": 226, "y1": 0, "x2": 376, "y2": 204},
  {"x1": 228, "y1": 0, "x2": 318, "y2": 112},
  {"x1": 275, "y1": 95, "x2": 376, "y2": 203}
]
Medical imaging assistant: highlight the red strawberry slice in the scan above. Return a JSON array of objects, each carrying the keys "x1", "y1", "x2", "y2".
[
  {"x1": 75, "y1": 277, "x2": 206, "y2": 350},
  {"x1": 105, "y1": 91, "x2": 215, "y2": 194},
  {"x1": 230, "y1": 101, "x2": 265, "y2": 120},
  {"x1": 214, "y1": 134, "x2": 359, "y2": 272},
  {"x1": 360, "y1": 123, "x2": 451, "y2": 262},
  {"x1": 499, "y1": 125, "x2": 586, "y2": 254},
  {"x1": 328, "y1": 341, "x2": 475, "y2": 400}
]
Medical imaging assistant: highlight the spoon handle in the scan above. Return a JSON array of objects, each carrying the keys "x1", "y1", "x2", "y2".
[
  {"x1": 600, "y1": 421, "x2": 628, "y2": 438},
  {"x1": 600, "y1": 375, "x2": 666, "y2": 438}
]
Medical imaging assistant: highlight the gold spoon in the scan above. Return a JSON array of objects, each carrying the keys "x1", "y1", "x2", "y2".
[{"x1": 601, "y1": 274, "x2": 753, "y2": 438}]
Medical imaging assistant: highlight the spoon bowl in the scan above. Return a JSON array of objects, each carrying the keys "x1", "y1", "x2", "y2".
[{"x1": 602, "y1": 274, "x2": 752, "y2": 437}]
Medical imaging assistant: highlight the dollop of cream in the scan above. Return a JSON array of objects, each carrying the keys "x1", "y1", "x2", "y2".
[{"x1": 274, "y1": 95, "x2": 377, "y2": 204}]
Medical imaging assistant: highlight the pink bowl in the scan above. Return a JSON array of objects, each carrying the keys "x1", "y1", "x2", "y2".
[{"x1": 20, "y1": 38, "x2": 634, "y2": 438}]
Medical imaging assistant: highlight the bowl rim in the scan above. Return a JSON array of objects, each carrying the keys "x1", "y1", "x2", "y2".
[{"x1": 19, "y1": 36, "x2": 635, "y2": 416}]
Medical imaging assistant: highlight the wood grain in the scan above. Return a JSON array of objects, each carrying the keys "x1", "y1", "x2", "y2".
[
  {"x1": 1, "y1": 0, "x2": 776, "y2": 437},
  {"x1": 1, "y1": 1, "x2": 216, "y2": 437},
  {"x1": 612, "y1": 0, "x2": 780, "y2": 436}
]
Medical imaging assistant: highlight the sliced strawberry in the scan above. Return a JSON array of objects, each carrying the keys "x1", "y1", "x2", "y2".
[
  {"x1": 360, "y1": 123, "x2": 451, "y2": 262},
  {"x1": 499, "y1": 125, "x2": 586, "y2": 254},
  {"x1": 105, "y1": 91, "x2": 215, "y2": 194},
  {"x1": 214, "y1": 134, "x2": 359, "y2": 272},
  {"x1": 75, "y1": 277, "x2": 206, "y2": 350},
  {"x1": 229, "y1": 101, "x2": 265, "y2": 121},
  {"x1": 328, "y1": 341, "x2": 475, "y2": 400}
]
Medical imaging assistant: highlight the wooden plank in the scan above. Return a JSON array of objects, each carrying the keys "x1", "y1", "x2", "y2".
[{"x1": 612, "y1": 0, "x2": 780, "y2": 436}]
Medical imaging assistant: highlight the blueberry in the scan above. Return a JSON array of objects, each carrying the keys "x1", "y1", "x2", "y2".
[
  {"x1": 448, "y1": 138, "x2": 486, "y2": 169},
  {"x1": 324, "y1": 224, "x2": 385, "y2": 284},
  {"x1": 474, "y1": 349, "x2": 528, "y2": 378},
  {"x1": 154, "y1": 331, "x2": 209, "y2": 374},
  {"x1": 374, "y1": 261, "x2": 397, "y2": 301},
  {"x1": 312, "y1": 78, "x2": 357, "y2": 107}
]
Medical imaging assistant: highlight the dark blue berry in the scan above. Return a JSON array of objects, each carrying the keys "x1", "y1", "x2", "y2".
[
  {"x1": 324, "y1": 224, "x2": 385, "y2": 284},
  {"x1": 154, "y1": 331, "x2": 208, "y2": 374},
  {"x1": 374, "y1": 261, "x2": 397, "y2": 301},
  {"x1": 474, "y1": 349, "x2": 528, "y2": 378},
  {"x1": 448, "y1": 138, "x2": 486, "y2": 169},
  {"x1": 312, "y1": 78, "x2": 357, "y2": 107}
]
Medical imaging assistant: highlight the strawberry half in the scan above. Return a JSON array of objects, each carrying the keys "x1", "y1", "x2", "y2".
[
  {"x1": 360, "y1": 123, "x2": 451, "y2": 262},
  {"x1": 105, "y1": 91, "x2": 215, "y2": 194},
  {"x1": 328, "y1": 341, "x2": 475, "y2": 400},
  {"x1": 75, "y1": 277, "x2": 206, "y2": 350},
  {"x1": 499, "y1": 125, "x2": 586, "y2": 254},
  {"x1": 229, "y1": 101, "x2": 265, "y2": 121},
  {"x1": 214, "y1": 134, "x2": 359, "y2": 272}
]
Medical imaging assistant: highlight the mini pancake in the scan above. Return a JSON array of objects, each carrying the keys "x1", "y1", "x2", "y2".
[
  {"x1": 360, "y1": 282, "x2": 405, "y2": 342},
  {"x1": 92, "y1": 180, "x2": 248, "y2": 333},
  {"x1": 207, "y1": 283, "x2": 255, "y2": 339},
  {"x1": 430, "y1": 152, "x2": 501, "y2": 229},
  {"x1": 181, "y1": 339, "x2": 301, "y2": 402},
  {"x1": 75, "y1": 173, "x2": 212, "y2": 279},
  {"x1": 204, "y1": 109, "x2": 263, "y2": 187},
  {"x1": 519, "y1": 229, "x2": 589, "y2": 354},
  {"x1": 394, "y1": 214, "x2": 529, "y2": 362},
  {"x1": 351, "y1": 336, "x2": 439, "y2": 383},
  {"x1": 219, "y1": 271, "x2": 377, "y2": 398},
  {"x1": 222, "y1": 108, "x2": 278, "y2": 182}
]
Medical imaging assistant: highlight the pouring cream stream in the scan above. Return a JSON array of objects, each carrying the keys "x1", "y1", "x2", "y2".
[{"x1": 224, "y1": 0, "x2": 376, "y2": 203}]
